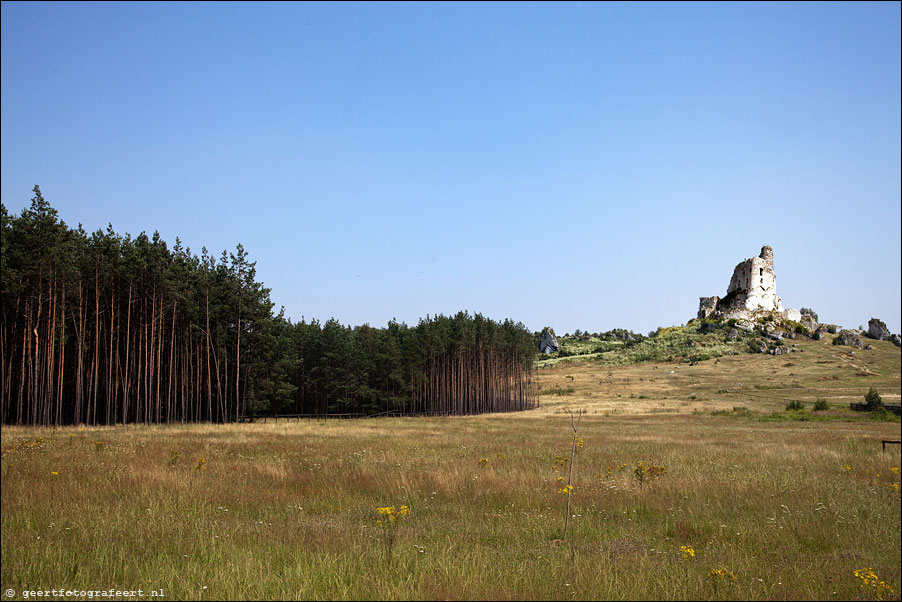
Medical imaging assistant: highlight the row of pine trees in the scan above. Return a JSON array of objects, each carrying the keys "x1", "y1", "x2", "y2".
[{"x1": 1, "y1": 187, "x2": 537, "y2": 426}]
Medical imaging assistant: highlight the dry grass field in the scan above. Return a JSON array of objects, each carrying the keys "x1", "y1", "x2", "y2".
[
  {"x1": 2, "y1": 335, "x2": 900, "y2": 600},
  {"x1": 535, "y1": 335, "x2": 901, "y2": 416}
]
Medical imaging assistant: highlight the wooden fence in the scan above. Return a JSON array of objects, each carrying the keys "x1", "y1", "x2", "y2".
[
  {"x1": 720, "y1": 386, "x2": 901, "y2": 413},
  {"x1": 849, "y1": 403, "x2": 902, "y2": 416}
]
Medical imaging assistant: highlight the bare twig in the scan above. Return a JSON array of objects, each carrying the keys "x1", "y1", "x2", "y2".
[{"x1": 562, "y1": 409, "x2": 582, "y2": 541}]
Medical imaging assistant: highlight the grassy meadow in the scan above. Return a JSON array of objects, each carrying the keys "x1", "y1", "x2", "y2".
[{"x1": 2, "y1": 335, "x2": 900, "y2": 600}]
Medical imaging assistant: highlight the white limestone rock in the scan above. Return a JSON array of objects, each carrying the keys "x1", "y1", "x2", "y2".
[
  {"x1": 539, "y1": 327, "x2": 559, "y2": 354},
  {"x1": 782, "y1": 308, "x2": 802, "y2": 323},
  {"x1": 867, "y1": 318, "x2": 891, "y2": 341}
]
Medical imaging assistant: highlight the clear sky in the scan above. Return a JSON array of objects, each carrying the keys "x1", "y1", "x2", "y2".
[{"x1": 2, "y1": 1, "x2": 900, "y2": 335}]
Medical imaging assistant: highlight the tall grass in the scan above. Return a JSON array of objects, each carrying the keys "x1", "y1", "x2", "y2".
[{"x1": 2, "y1": 413, "x2": 900, "y2": 600}]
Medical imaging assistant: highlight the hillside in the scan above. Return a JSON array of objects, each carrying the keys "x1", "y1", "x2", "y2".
[{"x1": 534, "y1": 324, "x2": 901, "y2": 417}]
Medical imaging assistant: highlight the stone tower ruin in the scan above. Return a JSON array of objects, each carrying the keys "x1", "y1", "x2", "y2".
[{"x1": 698, "y1": 245, "x2": 798, "y2": 321}]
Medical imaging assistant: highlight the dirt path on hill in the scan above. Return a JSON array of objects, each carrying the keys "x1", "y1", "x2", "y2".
[{"x1": 831, "y1": 352, "x2": 879, "y2": 375}]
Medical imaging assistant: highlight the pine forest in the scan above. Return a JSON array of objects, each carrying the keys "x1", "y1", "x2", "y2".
[{"x1": 0, "y1": 187, "x2": 538, "y2": 426}]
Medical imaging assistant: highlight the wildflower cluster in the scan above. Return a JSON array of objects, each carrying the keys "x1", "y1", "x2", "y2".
[
  {"x1": 195, "y1": 458, "x2": 206, "y2": 471},
  {"x1": 2, "y1": 437, "x2": 46, "y2": 458},
  {"x1": 375, "y1": 505, "x2": 411, "y2": 559},
  {"x1": 633, "y1": 461, "x2": 666, "y2": 489},
  {"x1": 376, "y1": 505, "x2": 410, "y2": 524},
  {"x1": 552, "y1": 455, "x2": 569, "y2": 471},
  {"x1": 599, "y1": 463, "x2": 629, "y2": 479},
  {"x1": 555, "y1": 478, "x2": 573, "y2": 496},
  {"x1": 94, "y1": 441, "x2": 105, "y2": 452},
  {"x1": 477, "y1": 457, "x2": 488, "y2": 467},
  {"x1": 709, "y1": 568, "x2": 735, "y2": 581},
  {"x1": 854, "y1": 568, "x2": 895, "y2": 599},
  {"x1": 680, "y1": 545, "x2": 695, "y2": 560},
  {"x1": 168, "y1": 451, "x2": 180, "y2": 467},
  {"x1": 853, "y1": 463, "x2": 902, "y2": 492}
]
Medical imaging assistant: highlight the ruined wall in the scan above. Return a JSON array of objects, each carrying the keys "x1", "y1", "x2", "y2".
[
  {"x1": 697, "y1": 296, "x2": 720, "y2": 320},
  {"x1": 698, "y1": 245, "x2": 785, "y2": 320},
  {"x1": 726, "y1": 246, "x2": 783, "y2": 314}
]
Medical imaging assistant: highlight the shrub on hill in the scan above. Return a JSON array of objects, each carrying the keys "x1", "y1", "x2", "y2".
[
  {"x1": 864, "y1": 387, "x2": 883, "y2": 410},
  {"x1": 786, "y1": 400, "x2": 805, "y2": 411}
]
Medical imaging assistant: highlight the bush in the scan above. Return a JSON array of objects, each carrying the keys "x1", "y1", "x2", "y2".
[
  {"x1": 870, "y1": 407, "x2": 893, "y2": 421},
  {"x1": 800, "y1": 307, "x2": 819, "y2": 322},
  {"x1": 864, "y1": 387, "x2": 883, "y2": 410},
  {"x1": 785, "y1": 400, "x2": 805, "y2": 412},
  {"x1": 697, "y1": 321, "x2": 721, "y2": 334},
  {"x1": 813, "y1": 399, "x2": 829, "y2": 411}
]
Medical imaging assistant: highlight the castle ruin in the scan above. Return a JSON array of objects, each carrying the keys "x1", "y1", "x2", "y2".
[{"x1": 698, "y1": 245, "x2": 800, "y2": 322}]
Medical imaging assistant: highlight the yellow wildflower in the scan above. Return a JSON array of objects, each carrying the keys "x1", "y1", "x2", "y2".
[
  {"x1": 854, "y1": 568, "x2": 894, "y2": 598},
  {"x1": 709, "y1": 568, "x2": 736, "y2": 581}
]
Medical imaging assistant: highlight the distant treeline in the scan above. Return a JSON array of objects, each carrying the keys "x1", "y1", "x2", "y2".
[
  {"x1": 290, "y1": 316, "x2": 536, "y2": 416},
  {"x1": 1, "y1": 187, "x2": 536, "y2": 426}
]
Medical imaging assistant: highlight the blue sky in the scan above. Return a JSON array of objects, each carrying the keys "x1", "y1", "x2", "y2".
[{"x1": 2, "y1": 1, "x2": 900, "y2": 334}]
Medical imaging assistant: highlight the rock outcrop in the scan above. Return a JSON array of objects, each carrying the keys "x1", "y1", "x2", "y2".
[
  {"x1": 782, "y1": 308, "x2": 802, "y2": 322},
  {"x1": 867, "y1": 318, "x2": 891, "y2": 341},
  {"x1": 698, "y1": 245, "x2": 801, "y2": 321},
  {"x1": 539, "y1": 327, "x2": 559, "y2": 354},
  {"x1": 833, "y1": 330, "x2": 863, "y2": 348},
  {"x1": 800, "y1": 313, "x2": 819, "y2": 333}
]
